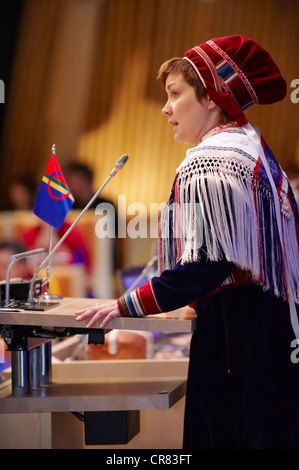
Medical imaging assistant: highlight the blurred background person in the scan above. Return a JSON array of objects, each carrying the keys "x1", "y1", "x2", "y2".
[
  {"x1": 19, "y1": 220, "x2": 92, "y2": 276},
  {"x1": 0, "y1": 239, "x2": 32, "y2": 280},
  {"x1": 3, "y1": 174, "x2": 37, "y2": 211},
  {"x1": 65, "y1": 161, "x2": 119, "y2": 270},
  {"x1": 65, "y1": 161, "x2": 115, "y2": 209},
  {"x1": 0, "y1": 238, "x2": 61, "y2": 296}
]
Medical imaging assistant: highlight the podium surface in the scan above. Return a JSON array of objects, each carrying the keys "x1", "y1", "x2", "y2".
[
  {"x1": 0, "y1": 298, "x2": 195, "y2": 409},
  {"x1": 0, "y1": 298, "x2": 196, "y2": 448},
  {"x1": 0, "y1": 296, "x2": 196, "y2": 332}
]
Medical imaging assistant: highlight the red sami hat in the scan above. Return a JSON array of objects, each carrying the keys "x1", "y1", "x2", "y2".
[{"x1": 184, "y1": 35, "x2": 287, "y2": 125}]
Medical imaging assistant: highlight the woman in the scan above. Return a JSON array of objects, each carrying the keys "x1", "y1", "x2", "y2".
[{"x1": 75, "y1": 36, "x2": 299, "y2": 449}]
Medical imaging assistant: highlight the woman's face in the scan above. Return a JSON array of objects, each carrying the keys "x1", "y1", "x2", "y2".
[{"x1": 162, "y1": 72, "x2": 220, "y2": 146}]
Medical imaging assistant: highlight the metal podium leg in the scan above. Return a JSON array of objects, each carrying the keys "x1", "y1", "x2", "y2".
[
  {"x1": 11, "y1": 350, "x2": 30, "y2": 396},
  {"x1": 10, "y1": 342, "x2": 52, "y2": 396},
  {"x1": 40, "y1": 342, "x2": 52, "y2": 385},
  {"x1": 30, "y1": 346, "x2": 41, "y2": 391}
]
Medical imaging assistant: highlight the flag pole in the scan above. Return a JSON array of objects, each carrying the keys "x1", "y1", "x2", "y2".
[
  {"x1": 43, "y1": 225, "x2": 53, "y2": 297},
  {"x1": 42, "y1": 144, "x2": 61, "y2": 300}
]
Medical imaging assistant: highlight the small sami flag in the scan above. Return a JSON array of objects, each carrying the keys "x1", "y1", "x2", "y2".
[{"x1": 33, "y1": 152, "x2": 74, "y2": 230}]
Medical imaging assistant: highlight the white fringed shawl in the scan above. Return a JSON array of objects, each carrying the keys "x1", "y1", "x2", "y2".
[{"x1": 159, "y1": 124, "x2": 299, "y2": 335}]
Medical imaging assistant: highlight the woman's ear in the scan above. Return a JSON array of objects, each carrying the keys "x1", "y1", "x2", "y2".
[{"x1": 207, "y1": 95, "x2": 219, "y2": 110}]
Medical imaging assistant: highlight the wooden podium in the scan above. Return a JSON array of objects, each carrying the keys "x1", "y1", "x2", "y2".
[{"x1": 0, "y1": 297, "x2": 196, "y2": 449}]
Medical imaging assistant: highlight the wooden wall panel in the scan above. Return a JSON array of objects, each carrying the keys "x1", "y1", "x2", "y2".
[{"x1": 0, "y1": 0, "x2": 298, "y2": 212}]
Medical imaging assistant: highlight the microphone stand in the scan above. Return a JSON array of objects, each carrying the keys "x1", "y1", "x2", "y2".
[
  {"x1": 27, "y1": 154, "x2": 129, "y2": 307},
  {"x1": 0, "y1": 248, "x2": 46, "y2": 309}
]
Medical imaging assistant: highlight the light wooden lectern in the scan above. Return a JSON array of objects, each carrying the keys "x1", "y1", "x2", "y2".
[{"x1": 0, "y1": 298, "x2": 196, "y2": 449}]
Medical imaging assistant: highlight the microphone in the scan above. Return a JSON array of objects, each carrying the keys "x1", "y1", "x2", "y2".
[
  {"x1": 28, "y1": 154, "x2": 129, "y2": 304},
  {"x1": 5, "y1": 248, "x2": 46, "y2": 305},
  {"x1": 110, "y1": 154, "x2": 129, "y2": 176}
]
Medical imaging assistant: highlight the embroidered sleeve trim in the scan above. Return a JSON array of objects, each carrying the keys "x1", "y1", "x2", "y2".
[{"x1": 117, "y1": 280, "x2": 163, "y2": 317}]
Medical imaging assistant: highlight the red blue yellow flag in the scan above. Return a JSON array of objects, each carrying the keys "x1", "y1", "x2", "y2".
[{"x1": 33, "y1": 153, "x2": 74, "y2": 230}]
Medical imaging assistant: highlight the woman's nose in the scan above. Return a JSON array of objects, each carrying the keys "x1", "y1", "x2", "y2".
[{"x1": 162, "y1": 100, "x2": 171, "y2": 115}]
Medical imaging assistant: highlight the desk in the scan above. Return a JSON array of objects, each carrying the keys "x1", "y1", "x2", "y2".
[
  {"x1": 0, "y1": 298, "x2": 196, "y2": 448},
  {"x1": 0, "y1": 297, "x2": 196, "y2": 332}
]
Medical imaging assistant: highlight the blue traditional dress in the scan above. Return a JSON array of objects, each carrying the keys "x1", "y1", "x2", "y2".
[{"x1": 118, "y1": 123, "x2": 299, "y2": 448}]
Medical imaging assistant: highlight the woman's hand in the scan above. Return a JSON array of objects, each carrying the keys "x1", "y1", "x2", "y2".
[{"x1": 75, "y1": 300, "x2": 121, "y2": 329}]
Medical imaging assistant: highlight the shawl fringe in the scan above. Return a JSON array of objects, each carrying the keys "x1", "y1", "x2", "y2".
[{"x1": 159, "y1": 128, "x2": 299, "y2": 305}]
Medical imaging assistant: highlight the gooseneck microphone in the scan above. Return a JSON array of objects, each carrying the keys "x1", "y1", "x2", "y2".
[
  {"x1": 5, "y1": 248, "x2": 46, "y2": 305},
  {"x1": 110, "y1": 154, "x2": 129, "y2": 175},
  {"x1": 28, "y1": 154, "x2": 129, "y2": 303}
]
